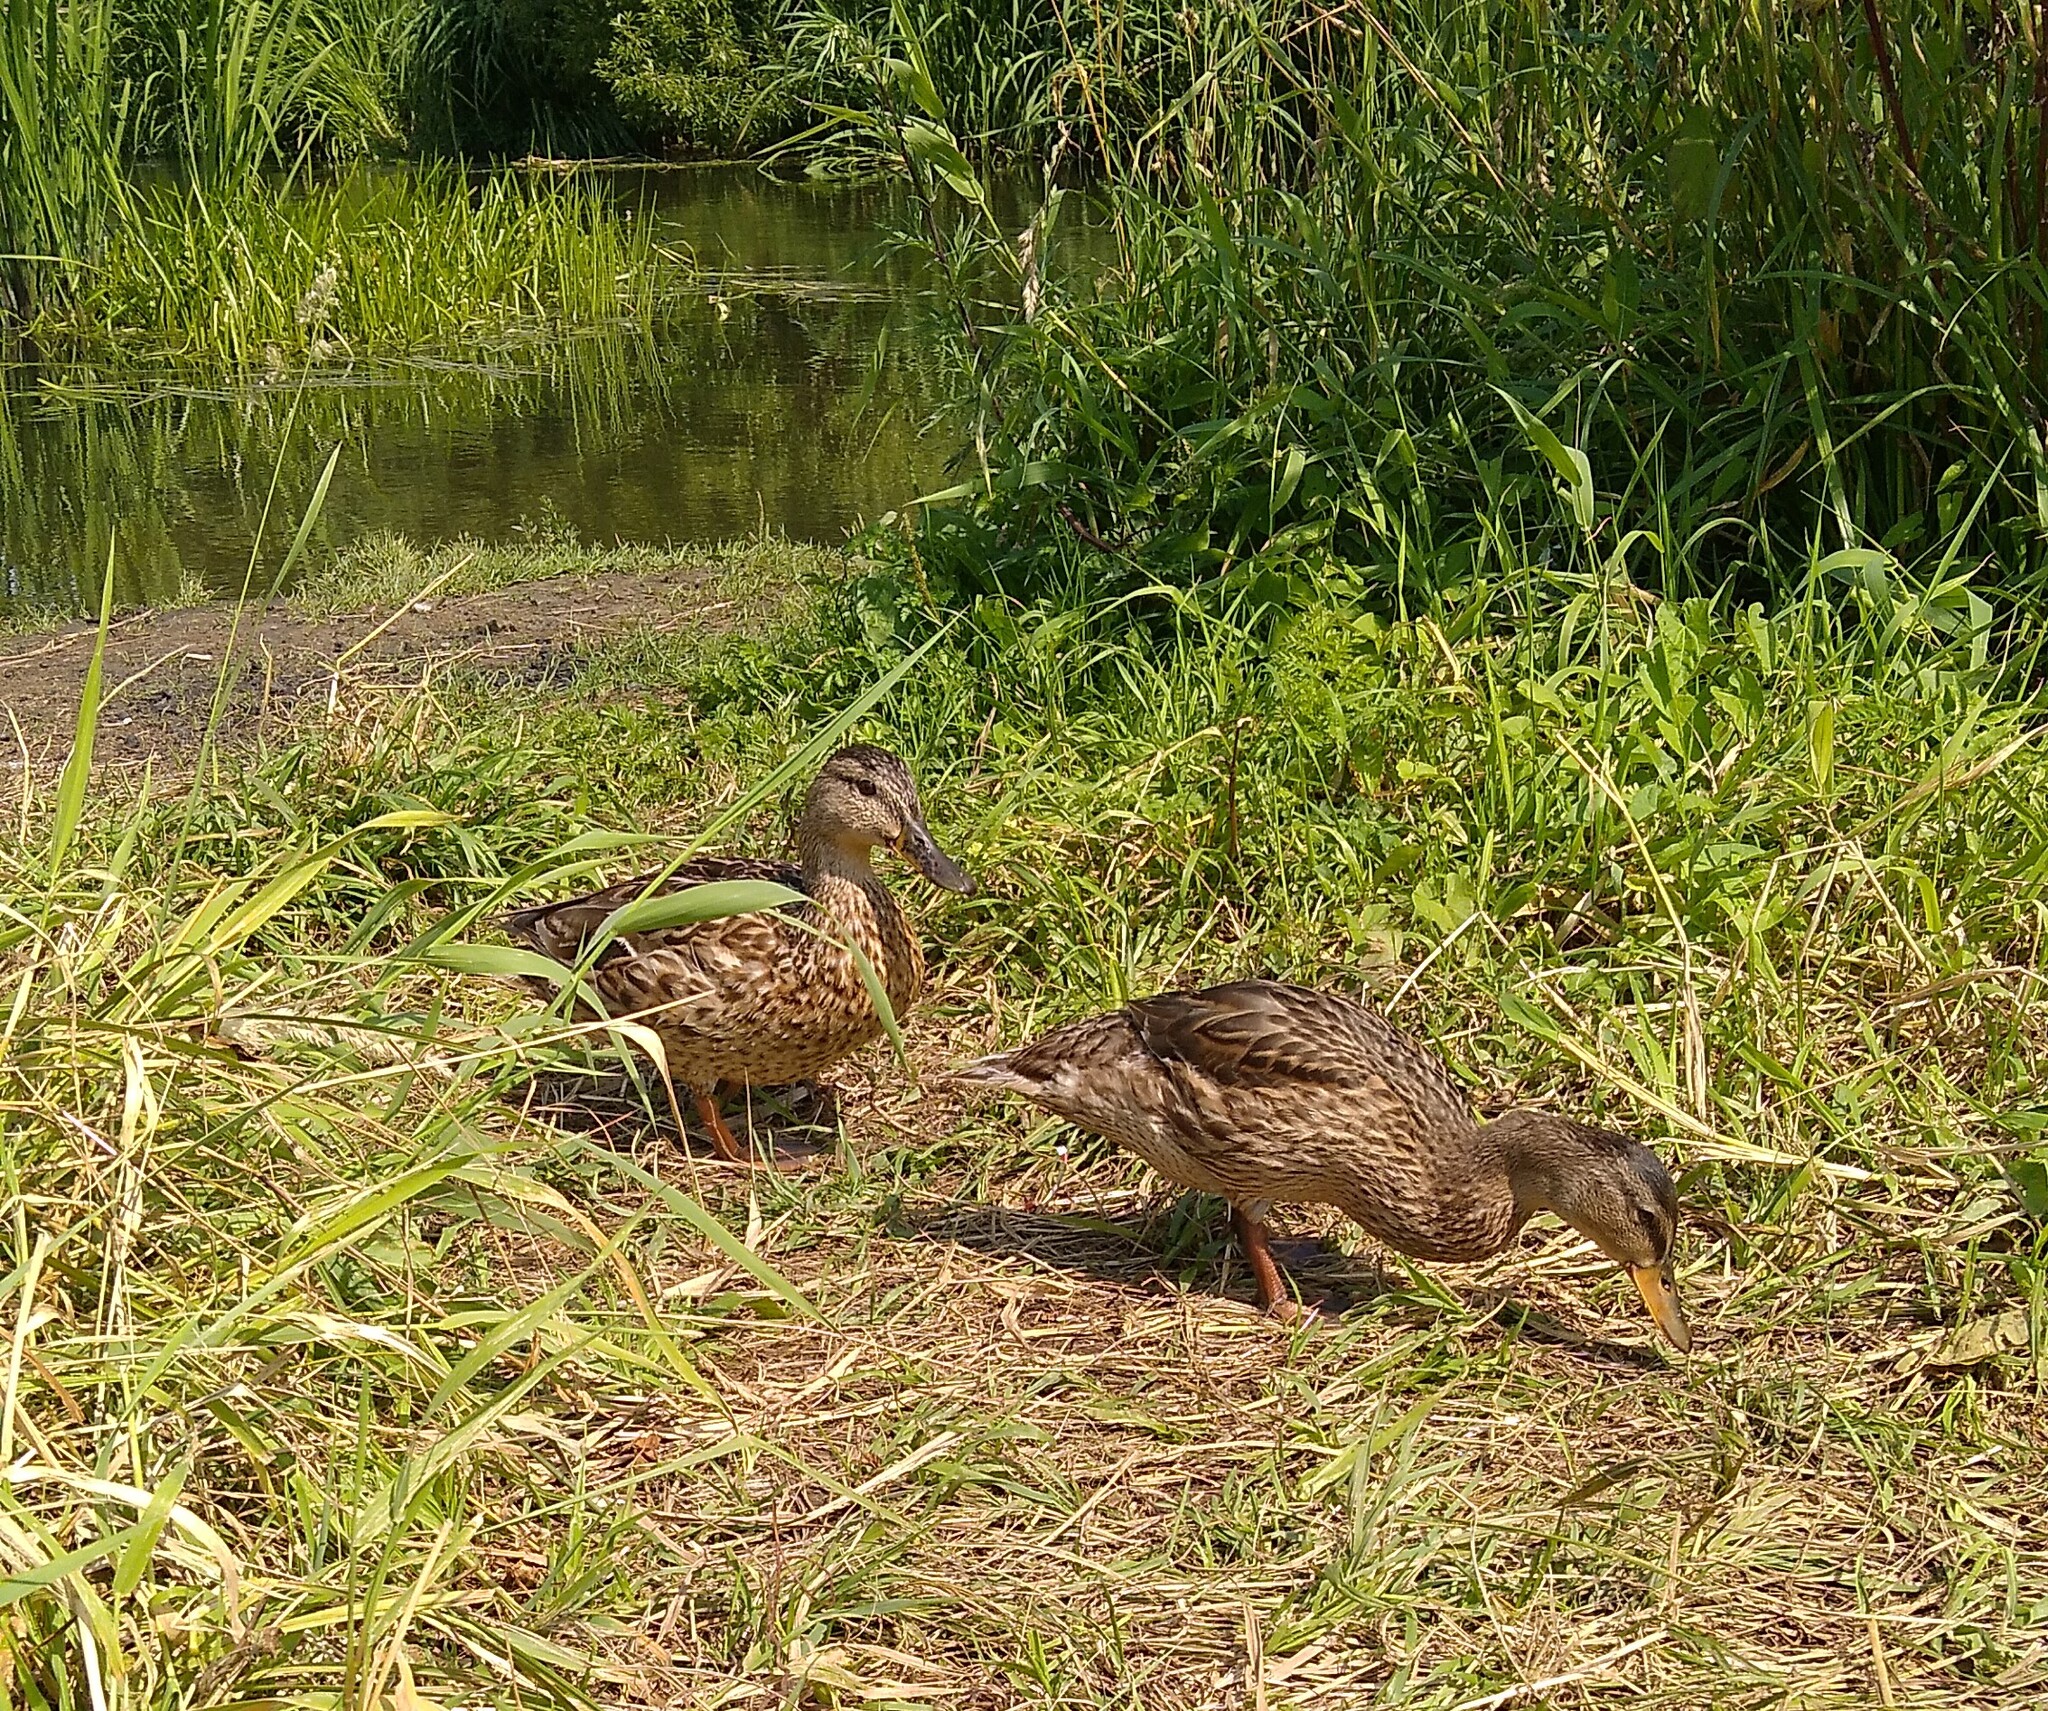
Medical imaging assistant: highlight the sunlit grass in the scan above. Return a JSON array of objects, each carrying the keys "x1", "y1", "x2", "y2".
[
  {"x1": 284, "y1": 526, "x2": 834, "y2": 617},
  {"x1": 1, "y1": 0, "x2": 691, "y2": 364},
  {"x1": 29, "y1": 164, "x2": 692, "y2": 365},
  {"x1": 6, "y1": 532, "x2": 2042, "y2": 1703}
]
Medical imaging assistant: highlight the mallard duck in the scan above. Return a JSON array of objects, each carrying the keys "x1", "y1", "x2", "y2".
[
  {"x1": 506, "y1": 744, "x2": 974, "y2": 1161},
  {"x1": 955, "y1": 979, "x2": 1689, "y2": 1349}
]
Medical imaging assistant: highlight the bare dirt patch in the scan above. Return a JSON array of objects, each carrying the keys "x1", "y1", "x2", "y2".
[{"x1": 1, "y1": 557, "x2": 732, "y2": 770}]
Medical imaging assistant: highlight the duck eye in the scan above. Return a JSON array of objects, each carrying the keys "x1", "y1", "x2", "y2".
[{"x1": 853, "y1": 777, "x2": 879, "y2": 798}]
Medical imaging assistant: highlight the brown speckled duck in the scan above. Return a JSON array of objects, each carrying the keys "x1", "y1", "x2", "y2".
[
  {"x1": 506, "y1": 745, "x2": 974, "y2": 1162},
  {"x1": 955, "y1": 979, "x2": 1689, "y2": 1348}
]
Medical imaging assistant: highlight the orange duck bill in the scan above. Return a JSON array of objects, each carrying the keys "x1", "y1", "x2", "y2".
[{"x1": 1629, "y1": 1264, "x2": 1692, "y2": 1352}]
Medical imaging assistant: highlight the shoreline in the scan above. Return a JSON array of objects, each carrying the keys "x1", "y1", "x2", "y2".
[{"x1": 0, "y1": 537, "x2": 826, "y2": 770}]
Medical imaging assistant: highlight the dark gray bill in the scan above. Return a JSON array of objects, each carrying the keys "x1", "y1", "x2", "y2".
[{"x1": 900, "y1": 821, "x2": 976, "y2": 895}]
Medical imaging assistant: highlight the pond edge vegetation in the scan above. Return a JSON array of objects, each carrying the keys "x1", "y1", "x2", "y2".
[
  {"x1": 4, "y1": 0, "x2": 2048, "y2": 1703},
  {"x1": 4, "y1": 521, "x2": 2046, "y2": 1703}
]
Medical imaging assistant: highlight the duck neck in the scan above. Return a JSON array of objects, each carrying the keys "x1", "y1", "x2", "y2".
[
  {"x1": 797, "y1": 824, "x2": 883, "y2": 897},
  {"x1": 1483, "y1": 1107, "x2": 1584, "y2": 1224}
]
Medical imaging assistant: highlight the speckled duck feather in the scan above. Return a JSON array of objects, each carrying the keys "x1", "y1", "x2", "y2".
[
  {"x1": 959, "y1": 979, "x2": 1530, "y2": 1262},
  {"x1": 502, "y1": 747, "x2": 952, "y2": 1093},
  {"x1": 504, "y1": 856, "x2": 920, "y2": 1090}
]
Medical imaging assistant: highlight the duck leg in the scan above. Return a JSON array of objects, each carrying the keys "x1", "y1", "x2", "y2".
[
  {"x1": 1233, "y1": 1204, "x2": 1311, "y2": 1322},
  {"x1": 691, "y1": 1087, "x2": 747, "y2": 1164}
]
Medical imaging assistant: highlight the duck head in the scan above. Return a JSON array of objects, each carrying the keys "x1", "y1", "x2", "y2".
[
  {"x1": 802, "y1": 744, "x2": 977, "y2": 895},
  {"x1": 1491, "y1": 1110, "x2": 1691, "y2": 1352}
]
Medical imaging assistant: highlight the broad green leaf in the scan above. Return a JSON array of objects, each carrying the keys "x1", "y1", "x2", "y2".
[
  {"x1": 883, "y1": 57, "x2": 943, "y2": 122},
  {"x1": 599, "y1": 879, "x2": 805, "y2": 940},
  {"x1": 0, "y1": 1524, "x2": 143, "y2": 1611},
  {"x1": 1301, "y1": 1390, "x2": 1439, "y2": 1497},
  {"x1": 187, "y1": 811, "x2": 457, "y2": 960},
  {"x1": 7, "y1": 1469, "x2": 241, "y2": 1616},
  {"x1": 113, "y1": 1461, "x2": 188, "y2": 1597},
  {"x1": 104, "y1": 772, "x2": 153, "y2": 887},
  {"x1": 162, "y1": 877, "x2": 247, "y2": 958},
  {"x1": 1498, "y1": 988, "x2": 1561, "y2": 1041},
  {"x1": 1669, "y1": 108, "x2": 1720, "y2": 222},
  {"x1": 267, "y1": 1152, "x2": 492, "y2": 1289},
  {"x1": 887, "y1": 0, "x2": 947, "y2": 118},
  {"x1": 841, "y1": 932, "x2": 908, "y2": 1068},
  {"x1": 1817, "y1": 547, "x2": 1896, "y2": 609},
  {"x1": 415, "y1": 942, "x2": 579, "y2": 986},
  {"x1": 1496, "y1": 389, "x2": 1595, "y2": 534},
  {"x1": 909, "y1": 479, "x2": 978, "y2": 506},
  {"x1": 1272, "y1": 446, "x2": 1308, "y2": 513},
  {"x1": 2004, "y1": 1155, "x2": 2048, "y2": 1220},
  {"x1": 200, "y1": 852, "x2": 340, "y2": 954},
  {"x1": 1807, "y1": 701, "x2": 1835, "y2": 799},
  {"x1": 422, "y1": 1268, "x2": 598, "y2": 1421},
  {"x1": 271, "y1": 444, "x2": 340, "y2": 590},
  {"x1": 901, "y1": 120, "x2": 986, "y2": 207},
  {"x1": 352, "y1": 1350, "x2": 576, "y2": 1546},
  {"x1": 445, "y1": 1162, "x2": 710, "y2": 1395},
  {"x1": 350, "y1": 809, "x2": 459, "y2": 833}
]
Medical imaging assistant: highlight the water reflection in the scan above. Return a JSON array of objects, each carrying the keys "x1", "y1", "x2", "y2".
[{"x1": 1, "y1": 166, "x2": 966, "y2": 614}]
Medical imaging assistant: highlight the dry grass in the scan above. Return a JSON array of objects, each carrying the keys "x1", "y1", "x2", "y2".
[
  {"x1": 450, "y1": 991, "x2": 2039, "y2": 1710},
  {"x1": 4, "y1": 548, "x2": 2045, "y2": 1708}
]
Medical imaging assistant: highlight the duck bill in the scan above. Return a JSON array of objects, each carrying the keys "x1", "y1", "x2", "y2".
[
  {"x1": 899, "y1": 820, "x2": 976, "y2": 895},
  {"x1": 1629, "y1": 1264, "x2": 1692, "y2": 1353}
]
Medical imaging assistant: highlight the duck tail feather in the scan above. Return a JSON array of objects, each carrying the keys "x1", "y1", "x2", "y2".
[
  {"x1": 949, "y1": 1052, "x2": 1040, "y2": 1095},
  {"x1": 499, "y1": 898, "x2": 558, "y2": 941}
]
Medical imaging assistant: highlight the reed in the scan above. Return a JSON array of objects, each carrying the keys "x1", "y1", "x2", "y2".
[
  {"x1": 19, "y1": 163, "x2": 690, "y2": 363},
  {"x1": 1, "y1": 0, "x2": 663, "y2": 355},
  {"x1": 0, "y1": 0, "x2": 131, "y2": 319},
  {"x1": 801, "y1": 0, "x2": 2048, "y2": 607}
]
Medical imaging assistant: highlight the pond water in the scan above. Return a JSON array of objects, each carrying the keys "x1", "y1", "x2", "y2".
[{"x1": 0, "y1": 166, "x2": 978, "y2": 617}]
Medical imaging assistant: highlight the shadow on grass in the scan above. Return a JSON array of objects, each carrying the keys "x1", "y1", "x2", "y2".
[
  {"x1": 510, "y1": 1068, "x2": 841, "y2": 1166},
  {"x1": 898, "y1": 1196, "x2": 1670, "y2": 1370}
]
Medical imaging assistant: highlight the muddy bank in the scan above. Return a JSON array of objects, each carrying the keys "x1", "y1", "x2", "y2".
[{"x1": 2, "y1": 558, "x2": 733, "y2": 770}]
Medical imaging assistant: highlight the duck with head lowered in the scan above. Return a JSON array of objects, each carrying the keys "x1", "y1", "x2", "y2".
[
  {"x1": 955, "y1": 978, "x2": 1689, "y2": 1349},
  {"x1": 507, "y1": 744, "x2": 975, "y2": 1162}
]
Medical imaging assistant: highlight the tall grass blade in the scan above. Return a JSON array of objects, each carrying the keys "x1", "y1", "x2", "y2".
[{"x1": 45, "y1": 539, "x2": 116, "y2": 877}]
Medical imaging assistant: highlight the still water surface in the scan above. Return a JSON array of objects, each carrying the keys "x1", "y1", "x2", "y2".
[{"x1": 0, "y1": 167, "x2": 961, "y2": 615}]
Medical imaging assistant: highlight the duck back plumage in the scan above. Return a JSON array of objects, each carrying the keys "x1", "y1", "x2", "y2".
[
  {"x1": 958, "y1": 980, "x2": 1521, "y2": 1261},
  {"x1": 504, "y1": 854, "x2": 922, "y2": 1090}
]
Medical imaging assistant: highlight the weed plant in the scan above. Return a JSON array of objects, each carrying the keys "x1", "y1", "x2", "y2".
[
  {"x1": 4, "y1": 519, "x2": 2045, "y2": 1701},
  {"x1": 802, "y1": 1, "x2": 2048, "y2": 608}
]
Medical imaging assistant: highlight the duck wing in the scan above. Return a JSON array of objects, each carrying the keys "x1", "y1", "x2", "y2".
[
  {"x1": 502, "y1": 856, "x2": 812, "y2": 1040},
  {"x1": 503, "y1": 856, "x2": 805, "y2": 968},
  {"x1": 963, "y1": 982, "x2": 1493, "y2": 1253},
  {"x1": 1127, "y1": 980, "x2": 1471, "y2": 1120},
  {"x1": 1126, "y1": 981, "x2": 1485, "y2": 1234}
]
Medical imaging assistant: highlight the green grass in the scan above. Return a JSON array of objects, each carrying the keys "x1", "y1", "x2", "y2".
[
  {"x1": 4, "y1": 536, "x2": 2043, "y2": 1705},
  {"x1": 8, "y1": 3, "x2": 2047, "y2": 1698},
  {"x1": 283, "y1": 523, "x2": 829, "y2": 615},
  {"x1": 1, "y1": 0, "x2": 692, "y2": 365},
  {"x1": 804, "y1": 0, "x2": 2048, "y2": 606},
  {"x1": 27, "y1": 163, "x2": 692, "y2": 364}
]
